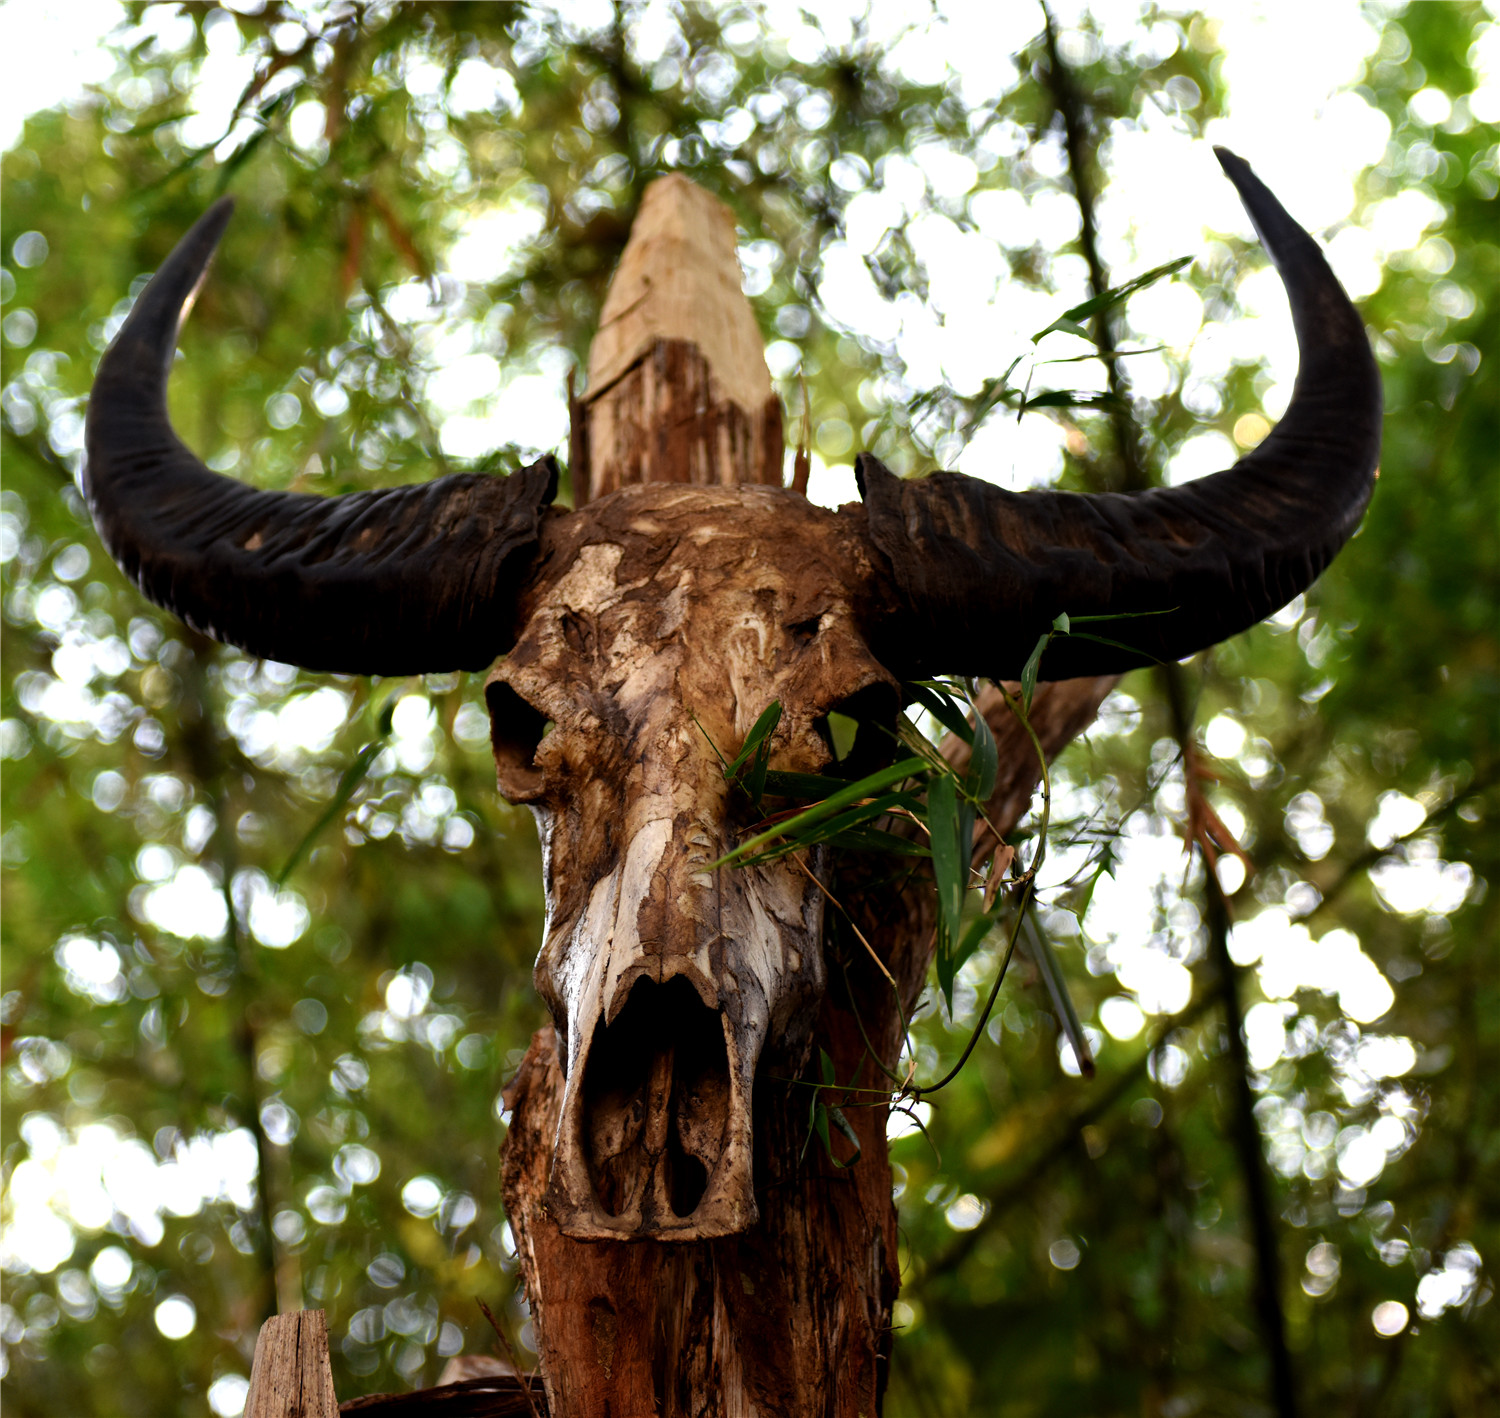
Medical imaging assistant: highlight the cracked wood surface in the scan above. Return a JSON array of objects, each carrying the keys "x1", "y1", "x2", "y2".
[
  {"x1": 499, "y1": 676, "x2": 1114, "y2": 1418},
  {"x1": 494, "y1": 172, "x2": 1116, "y2": 1417},
  {"x1": 574, "y1": 175, "x2": 783, "y2": 504},
  {"x1": 245, "y1": 1309, "x2": 338, "y2": 1418}
]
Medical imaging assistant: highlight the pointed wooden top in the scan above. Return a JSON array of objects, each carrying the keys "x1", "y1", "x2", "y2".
[{"x1": 586, "y1": 175, "x2": 772, "y2": 417}]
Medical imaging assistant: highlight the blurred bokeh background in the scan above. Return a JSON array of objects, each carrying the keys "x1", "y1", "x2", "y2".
[{"x1": 2, "y1": 2, "x2": 1496, "y2": 1414}]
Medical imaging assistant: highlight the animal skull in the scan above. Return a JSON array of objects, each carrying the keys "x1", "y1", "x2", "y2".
[
  {"x1": 82, "y1": 149, "x2": 1381, "y2": 1242},
  {"x1": 487, "y1": 483, "x2": 895, "y2": 1235}
]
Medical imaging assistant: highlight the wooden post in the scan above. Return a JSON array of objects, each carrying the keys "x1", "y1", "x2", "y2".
[
  {"x1": 497, "y1": 176, "x2": 1116, "y2": 1417},
  {"x1": 245, "y1": 1310, "x2": 338, "y2": 1418},
  {"x1": 571, "y1": 173, "x2": 784, "y2": 502}
]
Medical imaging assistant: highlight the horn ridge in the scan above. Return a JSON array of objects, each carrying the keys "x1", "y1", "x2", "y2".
[
  {"x1": 856, "y1": 147, "x2": 1381, "y2": 683},
  {"x1": 85, "y1": 203, "x2": 557, "y2": 676}
]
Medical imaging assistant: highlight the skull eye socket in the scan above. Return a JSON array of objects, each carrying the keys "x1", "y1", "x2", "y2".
[
  {"x1": 814, "y1": 682, "x2": 898, "y2": 780},
  {"x1": 485, "y1": 680, "x2": 553, "y2": 803},
  {"x1": 788, "y1": 615, "x2": 823, "y2": 645}
]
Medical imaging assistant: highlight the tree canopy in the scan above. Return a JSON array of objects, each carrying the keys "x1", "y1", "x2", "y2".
[{"x1": 2, "y1": 3, "x2": 1496, "y2": 1415}]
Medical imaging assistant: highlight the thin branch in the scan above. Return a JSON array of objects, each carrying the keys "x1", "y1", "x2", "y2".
[
  {"x1": 916, "y1": 984, "x2": 1218, "y2": 1286},
  {"x1": 1039, "y1": 4, "x2": 1148, "y2": 492},
  {"x1": 1041, "y1": 16, "x2": 1300, "y2": 1410},
  {"x1": 1162, "y1": 663, "x2": 1299, "y2": 1418},
  {"x1": 477, "y1": 1299, "x2": 543, "y2": 1418}
]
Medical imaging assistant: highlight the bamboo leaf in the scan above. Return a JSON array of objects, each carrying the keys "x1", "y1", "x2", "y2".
[
  {"x1": 928, "y1": 773, "x2": 964, "y2": 938},
  {"x1": 1020, "y1": 389, "x2": 1125, "y2": 411},
  {"x1": 821, "y1": 826, "x2": 929, "y2": 857},
  {"x1": 828, "y1": 1106, "x2": 862, "y2": 1167},
  {"x1": 761, "y1": 770, "x2": 853, "y2": 800},
  {"x1": 1065, "y1": 606, "x2": 1178, "y2": 624},
  {"x1": 725, "y1": 700, "x2": 782, "y2": 780},
  {"x1": 909, "y1": 681, "x2": 974, "y2": 743},
  {"x1": 961, "y1": 354, "x2": 1028, "y2": 432},
  {"x1": 729, "y1": 791, "x2": 923, "y2": 867},
  {"x1": 1024, "y1": 916, "x2": 1094, "y2": 1078},
  {"x1": 1040, "y1": 316, "x2": 1092, "y2": 341},
  {"x1": 812, "y1": 1099, "x2": 832, "y2": 1159},
  {"x1": 1031, "y1": 256, "x2": 1192, "y2": 342},
  {"x1": 746, "y1": 733, "x2": 773, "y2": 807},
  {"x1": 710, "y1": 757, "x2": 927, "y2": 869},
  {"x1": 1020, "y1": 631, "x2": 1050, "y2": 712},
  {"x1": 967, "y1": 702, "x2": 998, "y2": 802},
  {"x1": 929, "y1": 773, "x2": 967, "y2": 1012}
]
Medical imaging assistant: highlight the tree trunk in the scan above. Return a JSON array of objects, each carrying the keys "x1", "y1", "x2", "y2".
[{"x1": 499, "y1": 174, "x2": 1115, "y2": 1417}]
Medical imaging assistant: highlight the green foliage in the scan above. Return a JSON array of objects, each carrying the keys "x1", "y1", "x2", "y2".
[{"x1": 3, "y1": 4, "x2": 1498, "y2": 1417}]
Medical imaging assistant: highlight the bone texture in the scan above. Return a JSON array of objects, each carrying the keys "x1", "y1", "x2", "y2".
[
  {"x1": 490, "y1": 482, "x2": 894, "y2": 1238},
  {"x1": 79, "y1": 156, "x2": 1382, "y2": 1418}
]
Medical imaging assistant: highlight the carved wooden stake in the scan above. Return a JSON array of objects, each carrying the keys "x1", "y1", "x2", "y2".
[
  {"x1": 245, "y1": 1309, "x2": 338, "y2": 1418},
  {"x1": 498, "y1": 177, "x2": 1111, "y2": 1418}
]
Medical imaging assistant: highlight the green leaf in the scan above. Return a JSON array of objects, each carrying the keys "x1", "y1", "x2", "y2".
[
  {"x1": 812, "y1": 1099, "x2": 832, "y2": 1159},
  {"x1": 1020, "y1": 631, "x2": 1050, "y2": 712},
  {"x1": 828, "y1": 1105, "x2": 862, "y2": 1167},
  {"x1": 821, "y1": 826, "x2": 929, "y2": 856},
  {"x1": 1040, "y1": 316, "x2": 1092, "y2": 341},
  {"x1": 729, "y1": 790, "x2": 923, "y2": 867},
  {"x1": 1052, "y1": 612, "x2": 1071, "y2": 634},
  {"x1": 1019, "y1": 389, "x2": 1125, "y2": 411},
  {"x1": 1031, "y1": 255, "x2": 1193, "y2": 342},
  {"x1": 1066, "y1": 606, "x2": 1178, "y2": 624},
  {"x1": 966, "y1": 702, "x2": 998, "y2": 802},
  {"x1": 724, "y1": 701, "x2": 782, "y2": 780},
  {"x1": 1024, "y1": 917, "x2": 1094, "y2": 1079},
  {"x1": 746, "y1": 736, "x2": 773, "y2": 807},
  {"x1": 929, "y1": 772, "x2": 972, "y2": 1013},
  {"x1": 761, "y1": 770, "x2": 853, "y2": 800},
  {"x1": 928, "y1": 773, "x2": 964, "y2": 938},
  {"x1": 819, "y1": 1047, "x2": 836, "y2": 1087},
  {"x1": 910, "y1": 681, "x2": 975, "y2": 743},
  {"x1": 961, "y1": 355, "x2": 1029, "y2": 432},
  {"x1": 710, "y1": 757, "x2": 928, "y2": 869}
]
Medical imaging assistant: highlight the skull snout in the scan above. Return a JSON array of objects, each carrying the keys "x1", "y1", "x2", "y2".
[
  {"x1": 549, "y1": 967, "x2": 762, "y2": 1240},
  {"x1": 583, "y1": 974, "x2": 737, "y2": 1224}
]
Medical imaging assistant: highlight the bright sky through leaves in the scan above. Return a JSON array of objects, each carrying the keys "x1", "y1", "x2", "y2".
[{"x1": 2, "y1": 2, "x2": 1496, "y2": 1411}]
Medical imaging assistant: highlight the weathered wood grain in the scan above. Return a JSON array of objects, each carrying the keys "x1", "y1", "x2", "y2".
[
  {"x1": 575, "y1": 175, "x2": 783, "y2": 503},
  {"x1": 493, "y1": 171, "x2": 1115, "y2": 1418},
  {"x1": 245, "y1": 1309, "x2": 338, "y2": 1418}
]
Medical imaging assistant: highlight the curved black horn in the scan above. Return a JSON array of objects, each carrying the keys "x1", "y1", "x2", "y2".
[
  {"x1": 856, "y1": 147, "x2": 1382, "y2": 682},
  {"x1": 85, "y1": 199, "x2": 557, "y2": 676}
]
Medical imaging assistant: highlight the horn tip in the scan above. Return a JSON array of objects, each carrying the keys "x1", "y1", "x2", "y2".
[{"x1": 195, "y1": 195, "x2": 236, "y2": 248}]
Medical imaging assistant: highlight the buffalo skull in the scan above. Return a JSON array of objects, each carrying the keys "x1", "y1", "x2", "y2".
[{"x1": 84, "y1": 149, "x2": 1380, "y2": 1240}]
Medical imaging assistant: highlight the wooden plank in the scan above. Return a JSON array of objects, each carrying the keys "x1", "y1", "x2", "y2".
[{"x1": 245, "y1": 1309, "x2": 339, "y2": 1418}]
